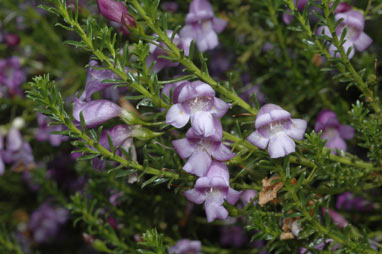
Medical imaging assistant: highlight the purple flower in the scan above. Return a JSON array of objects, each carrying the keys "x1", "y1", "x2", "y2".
[
  {"x1": 93, "y1": 125, "x2": 136, "y2": 171},
  {"x1": 240, "y1": 190, "x2": 257, "y2": 206},
  {"x1": 336, "y1": 192, "x2": 374, "y2": 211},
  {"x1": 146, "y1": 31, "x2": 191, "y2": 73},
  {"x1": 35, "y1": 113, "x2": 68, "y2": 146},
  {"x1": 4, "y1": 34, "x2": 20, "y2": 47},
  {"x1": 80, "y1": 60, "x2": 120, "y2": 101},
  {"x1": 172, "y1": 123, "x2": 234, "y2": 177},
  {"x1": 247, "y1": 104, "x2": 307, "y2": 158},
  {"x1": 161, "y1": 2, "x2": 178, "y2": 13},
  {"x1": 180, "y1": 0, "x2": 227, "y2": 52},
  {"x1": 322, "y1": 208, "x2": 348, "y2": 228},
  {"x1": 316, "y1": 9, "x2": 372, "y2": 59},
  {"x1": 166, "y1": 81, "x2": 230, "y2": 137},
  {"x1": 240, "y1": 84, "x2": 266, "y2": 106},
  {"x1": 283, "y1": 0, "x2": 308, "y2": 25},
  {"x1": 97, "y1": 0, "x2": 126, "y2": 23},
  {"x1": 73, "y1": 97, "x2": 122, "y2": 128},
  {"x1": 0, "y1": 56, "x2": 26, "y2": 97},
  {"x1": 299, "y1": 239, "x2": 338, "y2": 254},
  {"x1": 334, "y1": 2, "x2": 352, "y2": 14},
  {"x1": 184, "y1": 161, "x2": 241, "y2": 222},
  {"x1": 220, "y1": 226, "x2": 247, "y2": 247},
  {"x1": 97, "y1": 0, "x2": 135, "y2": 34},
  {"x1": 314, "y1": 109, "x2": 354, "y2": 152},
  {"x1": 2, "y1": 128, "x2": 34, "y2": 169},
  {"x1": 28, "y1": 203, "x2": 68, "y2": 243},
  {"x1": 169, "y1": 239, "x2": 202, "y2": 254}
]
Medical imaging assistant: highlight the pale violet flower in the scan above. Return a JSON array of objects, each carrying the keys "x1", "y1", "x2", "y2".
[
  {"x1": 180, "y1": 0, "x2": 227, "y2": 52},
  {"x1": 184, "y1": 161, "x2": 241, "y2": 222},
  {"x1": 172, "y1": 122, "x2": 234, "y2": 177},
  {"x1": 247, "y1": 104, "x2": 307, "y2": 158},
  {"x1": 316, "y1": 9, "x2": 372, "y2": 59},
  {"x1": 166, "y1": 81, "x2": 230, "y2": 137}
]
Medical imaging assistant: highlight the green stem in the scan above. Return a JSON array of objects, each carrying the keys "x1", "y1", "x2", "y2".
[
  {"x1": 267, "y1": 0, "x2": 292, "y2": 67},
  {"x1": 279, "y1": 170, "x2": 378, "y2": 254},
  {"x1": 365, "y1": 0, "x2": 374, "y2": 17},
  {"x1": 56, "y1": 2, "x2": 168, "y2": 109},
  {"x1": 129, "y1": 0, "x2": 258, "y2": 115},
  {"x1": 223, "y1": 131, "x2": 378, "y2": 171}
]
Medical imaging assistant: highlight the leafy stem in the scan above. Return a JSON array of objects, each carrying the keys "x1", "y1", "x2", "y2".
[{"x1": 129, "y1": 0, "x2": 258, "y2": 115}]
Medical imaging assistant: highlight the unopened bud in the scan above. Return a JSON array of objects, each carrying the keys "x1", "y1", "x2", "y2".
[
  {"x1": 97, "y1": 0, "x2": 128, "y2": 23},
  {"x1": 91, "y1": 239, "x2": 113, "y2": 253},
  {"x1": 131, "y1": 126, "x2": 163, "y2": 141},
  {"x1": 121, "y1": 12, "x2": 136, "y2": 35}
]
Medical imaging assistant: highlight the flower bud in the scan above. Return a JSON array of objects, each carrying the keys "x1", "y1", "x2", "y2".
[
  {"x1": 97, "y1": 0, "x2": 128, "y2": 23},
  {"x1": 5, "y1": 34, "x2": 20, "y2": 47},
  {"x1": 91, "y1": 239, "x2": 113, "y2": 253},
  {"x1": 120, "y1": 12, "x2": 136, "y2": 35},
  {"x1": 131, "y1": 126, "x2": 163, "y2": 141}
]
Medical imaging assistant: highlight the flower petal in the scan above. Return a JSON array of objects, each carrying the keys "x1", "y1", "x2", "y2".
[
  {"x1": 268, "y1": 133, "x2": 296, "y2": 158},
  {"x1": 172, "y1": 138, "x2": 195, "y2": 159},
  {"x1": 226, "y1": 188, "x2": 242, "y2": 205},
  {"x1": 211, "y1": 97, "x2": 230, "y2": 118},
  {"x1": 353, "y1": 32, "x2": 372, "y2": 51},
  {"x1": 210, "y1": 143, "x2": 235, "y2": 161},
  {"x1": 212, "y1": 17, "x2": 227, "y2": 33},
  {"x1": 286, "y1": 119, "x2": 307, "y2": 140},
  {"x1": 184, "y1": 189, "x2": 205, "y2": 204},
  {"x1": 191, "y1": 111, "x2": 215, "y2": 137},
  {"x1": 247, "y1": 130, "x2": 269, "y2": 149},
  {"x1": 166, "y1": 104, "x2": 190, "y2": 128},
  {"x1": 183, "y1": 150, "x2": 212, "y2": 177},
  {"x1": 339, "y1": 125, "x2": 355, "y2": 140}
]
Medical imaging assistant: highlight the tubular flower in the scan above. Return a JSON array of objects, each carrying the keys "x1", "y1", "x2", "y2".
[
  {"x1": 169, "y1": 239, "x2": 202, "y2": 254},
  {"x1": 92, "y1": 124, "x2": 136, "y2": 171},
  {"x1": 146, "y1": 31, "x2": 191, "y2": 73},
  {"x1": 166, "y1": 81, "x2": 230, "y2": 137},
  {"x1": 73, "y1": 97, "x2": 122, "y2": 128},
  {"x1": 316, "y1": 9, "x2": 372, "y2": 59},
  {"x1": 336, "y1": 192, "x2": 374, "y2": 211},
  {"x1": 247, "y1": 104, "x2": 307, "y2": 158},
  {"x1": 0, "y1": 56, "x2": 26, "y2": 97},
  {"x1": 184, "y1": 162, "x2": 241, "y2": 222},
  {"x1": 172, "y1": 122, "x2": 234, "y2": 177},
  {"x1": 35, "y1": 113, "x2": 68, "y2": 146},
  {"x1": 28, "y1": 203, "x2": 68, "y2": 243},
  {"x1": 314, "y1": 109, "x2": 354, "y2": 152},
  {"x1": 80, "y1": 60, "x2": 120, "y2": 101},
  {"x1": 180, "y1": 0, "x2": 227, "y2": 52}
]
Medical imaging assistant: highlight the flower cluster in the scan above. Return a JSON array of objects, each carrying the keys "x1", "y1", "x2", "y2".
[{"x1": 167, "y1": 80, "x2": 240, "y2": 222}]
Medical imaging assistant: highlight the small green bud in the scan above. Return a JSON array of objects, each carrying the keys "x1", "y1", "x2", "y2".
[
  {"x1": 120, "y1": 110, "x2": 145, "y2": 125},
  {"x1": 131, "y1": 126, "x2": 163, "y2": 141},
  {"x1": 91, "y1": 239, "x2": 113, "y2": 253}
]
